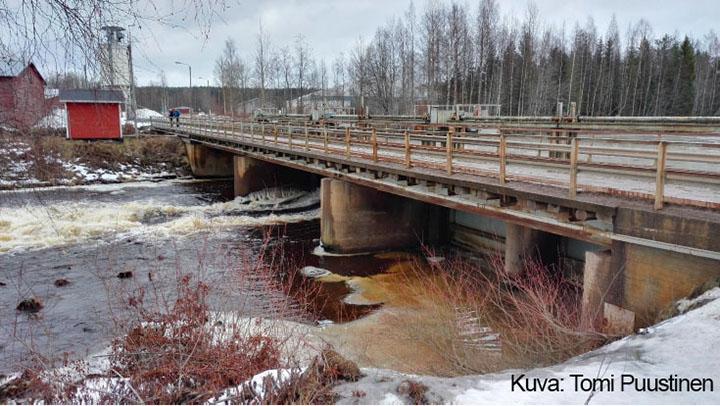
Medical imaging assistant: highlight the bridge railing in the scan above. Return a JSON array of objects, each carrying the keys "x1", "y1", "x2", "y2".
[{"x1": 150, "y1": 117, "x2": 720, "y2": 210}]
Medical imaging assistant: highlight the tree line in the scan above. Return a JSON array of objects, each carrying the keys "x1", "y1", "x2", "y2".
[{"x1": 208, "y1": 0, "x2": 720, "y2": 117}]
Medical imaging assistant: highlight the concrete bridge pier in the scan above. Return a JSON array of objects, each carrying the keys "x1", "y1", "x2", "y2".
[
  {"x1": 504, "y1": 223, "x2": 560, "y2": 274},
  {"x1": 233, "y1": 156, "x2": 319, "y2": 197},
  {"x1": 320, "y1": 178, "x2": 447, "y2": 254},
  {"x1": 184, "y1": 142, "x2": 234, "y2": 177}
]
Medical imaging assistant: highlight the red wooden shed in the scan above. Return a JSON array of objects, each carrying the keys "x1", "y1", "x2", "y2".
[
  {"x1": 172, "y1": 106, "x2": 192, "y2": 115},
  {"x1": 59, "y1": 89, "x2": 125, "y2": 140}
]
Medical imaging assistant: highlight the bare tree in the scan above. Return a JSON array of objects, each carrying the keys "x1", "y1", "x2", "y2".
[
  {"x1": 214, "y1": 38, "x2": 243, "y2": 116},
  {"x1": 255, "y1": 20, "x2": 271, "y2": 108},
  {"x1": 294, "y1": 34, "x2": 312, "y2": 114},
  {"x1": 0, "y1": 0, "x2": 227, "y2": 79},
  {"x1": 280, "y1": 46, "x2": 295, "y2": 112}
]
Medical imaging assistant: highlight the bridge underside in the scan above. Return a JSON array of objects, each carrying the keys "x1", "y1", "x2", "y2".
[{"x1": 179, "y1": 133, "x2": 720, "y2": 330}]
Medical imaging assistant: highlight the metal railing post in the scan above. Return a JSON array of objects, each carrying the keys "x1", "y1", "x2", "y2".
[
  {"x1": 655, "y1": 141, "x2": 668, "y2": 210},
  {"x1": 499, "y1": 134, "x2": 507, "y2": 184},
  {"x1": 288, "y1": 124, "x2": 293, "y2": 149},
  {"x1": 569, "y1": 138, "x2": 579, "y2": 199},
  {"x1": 323, "y1": 127, "x2": 328, "y2": 153},
  {"x1": 304, "y1": 123, "x2": 309, "y2": 151},
  {"x1": 446, "y1": 128, "x2": 453, "y2": 175},
  {"x1": 345, "y1": 127, "x2": 351, "y2": 158},
  {"x1": 404, "y1": 131, "x2": 411, "y2": 168},
  {"x1": 371, "y1": 128, "x2": 378, "y2": 162}
]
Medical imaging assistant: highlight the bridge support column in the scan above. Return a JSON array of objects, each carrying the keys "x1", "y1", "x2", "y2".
[
  {"x1": 234, "y1": 156, "x2": 278, "y2": 196},
  {"x1": 504, "y1": 223, "x2": 560, "y2": 274},
  {"x1": 320, "y1": 178, "x2": 445, "y2": 254},
  {"x1": 184, "y1": 142, "x2": 233, "y2": 177},
  {"x1": 233, "y1": 156, "x2": 320, "y2": 197},
  {"x1": 581, "y1": 250, "x2": 623, "y2": 329}
]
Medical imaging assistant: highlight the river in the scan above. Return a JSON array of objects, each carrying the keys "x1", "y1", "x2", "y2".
[{"x1": 0, "y1": 179, "x2": 401, "y2": 374}]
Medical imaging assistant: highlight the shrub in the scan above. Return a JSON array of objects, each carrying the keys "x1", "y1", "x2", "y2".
[
  {"x1": 385, "y1": 250, "x2": 607, "y2": 375},
  {"x1": 99, "y1": 275, "x2": 282, "y2": 404}
]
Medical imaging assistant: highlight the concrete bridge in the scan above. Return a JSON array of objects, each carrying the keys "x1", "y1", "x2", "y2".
[{"x1": 151, "y1": 116, "x2": 720, "y2": 330}]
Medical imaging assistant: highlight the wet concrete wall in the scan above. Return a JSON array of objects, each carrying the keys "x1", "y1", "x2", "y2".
[
  {"x1": 233, "y1": 155, "x2": 320, "y2": 197},
  {"x1": 184, "y1": 142, "x2": 234, "y2": 177},
  {"x1": 614, "y1": 242, "x2": 720, "y2": 326},
  {"x1": 320, "y1": 178, "x2": 447, "y2": 254}
]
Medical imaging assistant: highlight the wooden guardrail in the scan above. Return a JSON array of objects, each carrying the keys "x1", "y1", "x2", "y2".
[{"x1": 151, "y1": 117, "x2": 720, "y2": 210}]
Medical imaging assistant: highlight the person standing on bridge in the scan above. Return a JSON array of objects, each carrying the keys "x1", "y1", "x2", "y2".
[{"x1": 173, "y1": 109, "x2": 181, "y2": 127}]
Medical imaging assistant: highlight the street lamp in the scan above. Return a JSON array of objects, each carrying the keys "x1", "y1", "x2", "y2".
[{"x1": 175, "y1": 61, "x2": 192, "y2": 113}]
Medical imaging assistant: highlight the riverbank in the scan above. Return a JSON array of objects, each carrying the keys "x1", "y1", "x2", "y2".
[
  {"x1": 3, "y1": 285, "x2": 718, "y2": 404},
  {"x1": 0, "y1": 132, "x2": 190, "y2": 189},
  {"x1": 1, "y1": 173, "x2": 716, "y2": 403}
]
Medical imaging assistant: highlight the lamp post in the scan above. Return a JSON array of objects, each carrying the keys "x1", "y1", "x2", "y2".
[{"x1": 175, "y1": 61, "x2": 192, "y2": 113}]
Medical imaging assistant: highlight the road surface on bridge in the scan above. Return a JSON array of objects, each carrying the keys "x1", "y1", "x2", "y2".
[{"x1": 152, "y1": 117, "x2": 720, "y2": 210}]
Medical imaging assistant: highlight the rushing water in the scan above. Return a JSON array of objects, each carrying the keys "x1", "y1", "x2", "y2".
[{"x1": 0, "y1": 179, "x2": 398, "y2": 374}]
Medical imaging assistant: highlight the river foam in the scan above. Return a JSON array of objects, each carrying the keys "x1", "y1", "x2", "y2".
[{"x1": 0, "y1": 185, "x2": 320, "y2": 254}]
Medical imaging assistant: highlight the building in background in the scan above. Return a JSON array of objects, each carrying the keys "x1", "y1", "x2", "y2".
[
  {"x1": 98, "y1": 26, "x2": 136, "y2": 121},
  {"x1": 59, "y1": 89, "x2": 124, "y2": 140},
  {"x1": 171, "y1": 106, "x2": 193, "y2": 115},
  {"x1": 0, "y1": 62, "x2": 55, "y2": 130}
]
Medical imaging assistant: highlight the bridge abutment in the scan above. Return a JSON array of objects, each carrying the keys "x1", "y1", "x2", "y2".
[
  {"x1": 614, "y1": 242, "x2": 720, "y2": 326},
  {"x1": 184, "y1": 142, "x2": 234, "y2": 177},
  {"x1": 320, "y1": 178, "x2": 446, "y2": 254}
]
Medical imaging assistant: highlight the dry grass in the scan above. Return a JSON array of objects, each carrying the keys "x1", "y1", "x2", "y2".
[
  {"x1": 250, "y1": 349, "x2": 360, "y2": 405},
  {"x1": 104, "y1": 275, "x2": 282, "y2": 404},
  {"x1": 382, "y1": 250, "x2": 608, "y2": 376},
  {"x1": 40, "y1": 134, "x2": 187, "y2": 171},
  {"x1": 0, "y1": 131, "x2": 188, "y2": 186}
]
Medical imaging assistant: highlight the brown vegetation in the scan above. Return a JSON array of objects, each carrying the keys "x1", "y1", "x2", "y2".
[
  {"x1": 0, "y1": 131, "x2": 188, "y2": 187},
  {"x1": 381, "y1": 251, "x2": 608, "y2": 376},
  {"x1": 396, "y1": 379, "x2": 429, "y2": 405},
  {"x1": 103, "y1": 276, "x2": 282, "y2": 404},
  {"x1": 250, "y1": 348, "x2": 360, "y2": 405}
]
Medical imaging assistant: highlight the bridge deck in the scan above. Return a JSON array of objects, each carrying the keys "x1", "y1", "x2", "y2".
[{"x1": 152, "y1": 117, "x2": 720, "y2": 210}]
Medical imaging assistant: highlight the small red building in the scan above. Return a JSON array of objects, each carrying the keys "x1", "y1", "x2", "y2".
[
  {"x1": 172, "y1": 106, "x2": 193, "y2": 115},
  {"x1": 59, "y1": 89, "x2": 125, "y2": 140},
  {"x1": 0, "y1": 62, "x2": 52, "y2": 130}
]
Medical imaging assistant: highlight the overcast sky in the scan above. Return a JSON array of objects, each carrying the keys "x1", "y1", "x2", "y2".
[{"x1": 127, "y1": 0, "x2": 719, "y2": 87}]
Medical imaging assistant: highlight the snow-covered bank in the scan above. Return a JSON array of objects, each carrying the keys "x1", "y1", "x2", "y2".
[
  {"x1": 334, "y1": 288, "x2": 720, "y2": 404},
  {"x1": 0, "y1": 133, "x2": 188, "y2": 190},
  {"x1": 3, "y1": 287, "x2": 719, "y2": 404}
]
